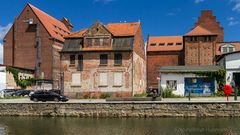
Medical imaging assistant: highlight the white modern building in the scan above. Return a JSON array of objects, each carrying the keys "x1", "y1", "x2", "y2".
[
  {"x1": 217, "y1": 51, "x2": 240, "y2": 86},
  {"x1": 0, "y1": 65, "x2": 6, "y2": 91},
  {"x1": 159, "y1": 66, "x2": 222, "y2": 96}
]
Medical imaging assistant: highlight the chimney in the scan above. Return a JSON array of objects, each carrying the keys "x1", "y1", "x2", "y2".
[
  {"x1": 61, "y1": 17, "x2": 73, "y2": 31},
  {"x1": 201, "y1": 10, "x2": 212, "y2": 16}
]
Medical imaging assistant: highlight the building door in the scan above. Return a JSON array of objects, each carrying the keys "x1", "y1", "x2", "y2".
[
  {"x1": 233, "y1": 73, "x2": 240, "y2": 87},
  {"x1": 184, "y1": 78, "x2": 215, "y2": 96}
]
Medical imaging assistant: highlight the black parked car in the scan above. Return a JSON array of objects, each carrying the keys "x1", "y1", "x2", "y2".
[
  {"x1": 30, "y1": 91, "x2": 68, "y2": 102},
  {"x1": 13, "y1": 90, "x2": 32, "y2": 97}
]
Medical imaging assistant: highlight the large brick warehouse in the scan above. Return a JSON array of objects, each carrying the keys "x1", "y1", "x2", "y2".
[{"x1": 3, "y1": 4, "x2": 72, "y2": 85}]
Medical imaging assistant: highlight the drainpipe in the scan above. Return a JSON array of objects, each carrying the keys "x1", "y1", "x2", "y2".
[{"x1": 132, "y1": 52, "x2": 134, "y2": 96}]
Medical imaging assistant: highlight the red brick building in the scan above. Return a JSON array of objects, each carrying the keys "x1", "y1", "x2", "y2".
[
  {"x1": 61, "y1": 21, "x2": 146, "y2": 98},
  {"x1": 184, "y1": 10, "x2": 224, "y2": 66},
  {"x1": 147, "y1": 10, "x2": 225, "y2": 90},
  {"x1": 147, "y1": 36, "x2": 184, "y2": 89},
  {"x1": 3, "y1": 4, "x2": 72, "y2": 84}
]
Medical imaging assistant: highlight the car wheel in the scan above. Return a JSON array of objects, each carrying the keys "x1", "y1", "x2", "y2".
[
  {"x1": 54, "y1": 98, "x2": 59, "y2": 102},
  {"x1": 33, "y1": 98, "x2": 38, "y2": 102}
]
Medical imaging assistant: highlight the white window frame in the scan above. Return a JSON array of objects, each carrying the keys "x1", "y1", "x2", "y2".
[
  {"x1": 221, "y1": 44, "x2": 235, "y2": 53},
  {"x1": 166, "y1": 80, "x2": 177, "y2": 91}
]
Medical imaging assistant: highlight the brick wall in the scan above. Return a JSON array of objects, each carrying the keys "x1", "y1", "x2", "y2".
[
  {"x1": 61, "y1": 52, "x2": 133, "y2": 98},
  {"x1": 3, "y1": 5, "x2": 63, "y2": 80},
  {"x1": 147, "y1": 51, "x2": 184, "y2": 88}
]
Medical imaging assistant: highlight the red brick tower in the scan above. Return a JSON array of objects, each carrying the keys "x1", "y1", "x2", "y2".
[{"x1": 184, "y1": 10, "x2": 224, "y2": 66}]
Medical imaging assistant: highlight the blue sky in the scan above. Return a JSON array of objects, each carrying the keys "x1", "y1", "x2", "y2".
[{"x1": 0, "y1": 0, "x2": 240, "y2": 63}]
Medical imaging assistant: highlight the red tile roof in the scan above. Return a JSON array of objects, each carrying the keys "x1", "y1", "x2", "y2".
[
  {"x1": 28, "y1": 4, "x2": 71, "y2": 42},
  {"x1": 66, "y1": 22, "x2": 140, "y2": 38},
  {"x1": 185, "y1": 26, "x2": 217, "y2": 36},
  {"x1": 147, "y1": 36, "x2": 183, "y2": 52},
  {"x1": 106, "y1": 22, "x2": 140, "y2": 36}
]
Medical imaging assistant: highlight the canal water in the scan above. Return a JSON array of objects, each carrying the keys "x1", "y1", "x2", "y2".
[{"x1": 0, "y1": 117, "x2": 240, "y2": 135}]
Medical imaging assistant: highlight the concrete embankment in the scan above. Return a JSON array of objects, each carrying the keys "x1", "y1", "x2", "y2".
[{"x1": 0, "y1": 101, "x2": 240, "y2": 117}]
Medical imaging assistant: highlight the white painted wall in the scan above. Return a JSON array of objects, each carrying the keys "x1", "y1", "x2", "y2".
[
  {"x1": 219, "y1": 52, "x2": 240, "y2": 84},
  {"x1": 0, "y1": 66, "x2": 6, "y2": 91},
  {"x1": 225, "y1": 53, "x2": 240, "y2": 70},
  {"x1": 160, "y1": 73, "x2": 197, "y2": 96}
]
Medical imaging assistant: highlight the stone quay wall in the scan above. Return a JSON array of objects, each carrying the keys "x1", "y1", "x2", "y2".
[{"x1": 0, "y1": 102, "x2": 240, "y2": 117}]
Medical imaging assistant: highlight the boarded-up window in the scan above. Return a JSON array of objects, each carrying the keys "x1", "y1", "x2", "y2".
[
  {"x1": 71, "y1": 73, "x2": 81, "y2": 86},
  {"x1": 113, "y1": 72, "x2": 123, "y2": 86},
  {"x1": 99, "y1": 73, "x2": 108, "y2": 87}
]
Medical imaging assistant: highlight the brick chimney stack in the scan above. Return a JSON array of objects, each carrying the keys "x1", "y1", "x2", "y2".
[{"x1": 61, "y1": 18, "x2": 73, "y2": 31}]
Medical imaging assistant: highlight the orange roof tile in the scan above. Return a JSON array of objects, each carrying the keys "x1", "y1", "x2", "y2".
[
  {"x1": 65, "y1": 29, "x2": 88, "y2": 38},
  {"x1": 66, "y1": 22, "x2": 140, "y2": 38},
  {"x1": 28, "y1": 4, "x2": 71, "y2": 42},
  {"x1": 185, "y1": 26, "x2": 216, "y2": 36},
  {"x1": 147, "y1": 36, "x2": 183, "y2": 52},
  {"x1": 105, "y1": 22, "x2": 140, "y2": 36}
]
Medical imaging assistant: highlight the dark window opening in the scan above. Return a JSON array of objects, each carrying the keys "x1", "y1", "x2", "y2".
[
  {"x1": 70, "y1": 55, "x2": 75, "y2": 65},
  {"x1": 150, "y1": 43, "x2": 156, "y2": 46},
  {"x1": 159, "y1": 43, "x2": 165, "y2": 46},
  {"x1": 114, "y1": 53, "x2": 122, "y2": 66},
  {"x1": 190, "y1": 37, "x2": 198, "y2": 42},
  {"x1": 77, "y1": 55, "x2": 83, "y2": 71},
  {"x1": 176, "y1": 42, "x2": 182, "y2": 46},
  {"x1": 167, "y1": 43, "x2": 174, "y2": 46},
  {"x1": 100, "y1": 54, "x2": 108, "y2": 65}
]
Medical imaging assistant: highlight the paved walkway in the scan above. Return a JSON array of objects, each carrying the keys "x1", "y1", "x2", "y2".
[{"x1": 1, "y1": 97, "x2": 240, "y2": 103}]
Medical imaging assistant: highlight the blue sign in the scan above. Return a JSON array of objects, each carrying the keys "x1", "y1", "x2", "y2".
[{"x1": 184, "y1": 78, "x2": 215, "y2": 96}]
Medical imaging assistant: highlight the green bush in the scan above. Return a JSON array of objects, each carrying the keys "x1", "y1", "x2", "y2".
[
  {"x1": 162, "y1": 88, "x2": 183, "y2": 98},
  {"x1": 162, "y1": 88, "x2": 174, "y2": 98},
  {"x1": 134, "y1": 93, "x2": 148, "y2": 97},
  {"x1": 215, "y1": 90, "x2": 225, "y2": 97},
  {"x1": 100, "y1": 93, "x2": 111, "y2": 99}
]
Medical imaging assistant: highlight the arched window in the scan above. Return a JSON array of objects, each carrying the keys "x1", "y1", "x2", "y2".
[{"x1": 221, "y1": 44, "x2": 235, "y2": 53}]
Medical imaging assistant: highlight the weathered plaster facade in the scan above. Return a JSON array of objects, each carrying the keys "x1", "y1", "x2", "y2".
[{"x1": 61, "y1": 22, "x2": 146, "y2": 98}]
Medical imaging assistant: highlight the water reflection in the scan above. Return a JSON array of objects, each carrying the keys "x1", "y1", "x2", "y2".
[{"x1": 0, "y1": 117, "x2": 239, "y2": 135}]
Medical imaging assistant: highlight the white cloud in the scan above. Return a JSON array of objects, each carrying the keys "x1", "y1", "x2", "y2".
[
  {"x1": 93, "y1": 0, "x2": 116, "y2": 4},
  {"x1": 227, "y1": 17, "x2": 239, "y2": 26},
  {"x1": 0, "y1": 23, "x2": 12, "y2": 41},
  {"x1": 195, "y1": 0, "x2": 205, "y2": 3},
  {"x1": 231, "y1": 0, "x2": 240, "y2": 12},
  {"x1": 0, "y1": 43, "x2": 3, "y2": 64}
]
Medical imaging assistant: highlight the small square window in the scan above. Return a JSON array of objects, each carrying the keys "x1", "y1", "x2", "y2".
[{"x1": 166, "y1": 80, "x2": 177, "y2": 91}]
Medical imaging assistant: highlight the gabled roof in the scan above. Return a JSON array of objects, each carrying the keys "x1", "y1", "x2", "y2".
[
  {"x1": 147, "y1": 36, "x2": 183, "y2": 52},
  {"x1": 28, "y1": 4, "x2": 71, "y2": 42},
  {"x1": 65, "y1": 22, "x2": 140, "y2": 38},
  {"x1": 185, "y1": 26, "x2": 217, "y2": 36}
]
